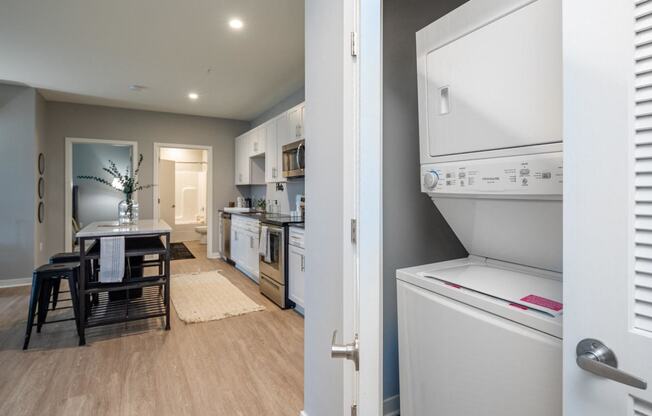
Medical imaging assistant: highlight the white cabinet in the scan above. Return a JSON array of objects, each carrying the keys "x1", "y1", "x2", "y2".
[
  {"x1": 235, "y1": 134, "x2": 250, "y2": 185},
  {"x1": 265, "y1": 120, "x2": 278, "y2": 182},
  {"x1": 288, "y1": 226, "x2": 305, "y2": 313},
  {"x1": 264, "y1": 114, "x2": 289, "y2": 183},
  {"x1": 251, "y1": 127, "x2": 265, "y2": 156},
  {"x1": 230, "y1": 225, "x2": 243, "y2": 264},
  {"x1": 231, "y1": 216, "x2": 260, "y2": 283},
  {"x1": 286, "y1": 103, "x2": 304, "y2": 143},
  {"x1": 234, "y1": 101, "x2": 304, "y2": 185},
  {"x1": 288, "y1": 245, "x2": 305, "y2": 313}
]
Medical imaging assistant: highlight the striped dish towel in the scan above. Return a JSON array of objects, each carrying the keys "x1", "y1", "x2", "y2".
[{"x1": 99, "y1": 236, "x2": 125, "y2": 283}]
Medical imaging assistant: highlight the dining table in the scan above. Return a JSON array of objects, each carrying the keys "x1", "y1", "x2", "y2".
[{"x1": 75, "y1": 219, "x2": 172, "y2": 345}]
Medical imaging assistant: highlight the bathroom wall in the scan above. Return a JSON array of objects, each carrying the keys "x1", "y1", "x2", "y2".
[{"x1": 160, "y1": 148, "x2": 207, "y2": 224}]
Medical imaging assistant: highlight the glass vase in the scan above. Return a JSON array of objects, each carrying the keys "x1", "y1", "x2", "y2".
[{"x1": 118, "y1": 198, "x2": 139, "y2": 225}]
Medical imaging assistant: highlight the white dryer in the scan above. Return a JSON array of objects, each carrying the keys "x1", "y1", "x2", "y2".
[{"x1": 397, "y1": 0, "x2": 563, "y2": 415}]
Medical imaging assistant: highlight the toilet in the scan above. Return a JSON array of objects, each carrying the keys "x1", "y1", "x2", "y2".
[{"x1": 194, "y1": 225, "x2": 207, "y2": 244}]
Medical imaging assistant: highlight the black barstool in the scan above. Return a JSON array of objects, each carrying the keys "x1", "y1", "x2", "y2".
[
  {"x1": 23, "y1": 262, "x2": 81, "y2": 350},
  {"x1": 49, "y1": 252, "x2": 81, "y2": 309}
]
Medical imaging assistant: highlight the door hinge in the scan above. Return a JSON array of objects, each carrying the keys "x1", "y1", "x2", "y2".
[
  {"x1": 350, "y1": 31, "x2": 359, "y2": 57},
  {"x1": 351, "y1": 219, "x2": 357, "y2": 244},
  {"x1": 351, "y1": 403, "x2": 358, "y2": 416}
]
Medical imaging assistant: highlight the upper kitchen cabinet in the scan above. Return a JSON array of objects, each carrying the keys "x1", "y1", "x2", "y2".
[
  {"x1": 286, "y1": 103, "x2": 305, "y2": 144},
  {"x1": 251, "y1": 127, "x2": 265, "y2": 157},
  {"x1": 235, "y1": 134, "x2": 251, "y2": 185},
  {"x1": 265, "y1": 113, "x2": 289, "y2": 183},
  {"x1": 265, "y1": 118, "x2": 279, "y2": 182},
  {"x1": 234, "y1": 101, "x2": 304, "y2": 185}
]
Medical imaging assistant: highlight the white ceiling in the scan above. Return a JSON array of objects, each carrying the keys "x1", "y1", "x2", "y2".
[{"x1": 0, "y1": 0, "x2": 304, "y2": 121}]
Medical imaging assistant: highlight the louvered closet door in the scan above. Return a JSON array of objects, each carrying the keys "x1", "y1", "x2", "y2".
[{"x1": 564, "y1": 0, "x2": 652, "y2": 414}]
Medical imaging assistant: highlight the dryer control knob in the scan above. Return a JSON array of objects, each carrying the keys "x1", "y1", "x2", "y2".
[{"x1": 423, "y1": 171, "x2": 439, "y2": 190}]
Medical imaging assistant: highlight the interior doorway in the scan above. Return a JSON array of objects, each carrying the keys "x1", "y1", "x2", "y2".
[
  {"x1": 64, "y1": 137, "x2": 138, "y2": 251},
  {"x1": 153, "y1": 143, "x2": 213, "y2": 258}
]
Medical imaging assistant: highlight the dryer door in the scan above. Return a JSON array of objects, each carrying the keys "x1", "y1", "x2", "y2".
[{"x1": 417, "y1": 0, "x2": 562, "y2": 159}]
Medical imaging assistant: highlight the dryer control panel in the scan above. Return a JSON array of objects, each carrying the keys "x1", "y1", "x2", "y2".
[{"x1": 421, "y1": 152, "x2": 563, "y2": 196}]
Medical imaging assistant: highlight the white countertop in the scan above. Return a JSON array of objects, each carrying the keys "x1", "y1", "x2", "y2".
[{"x1": 76, "y1": 219, "x2": 172, "y2": 238}]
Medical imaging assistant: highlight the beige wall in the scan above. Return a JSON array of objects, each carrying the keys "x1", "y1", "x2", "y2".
[{"x1": 44, "y1": 102, "x2": 250, "y2": 257}]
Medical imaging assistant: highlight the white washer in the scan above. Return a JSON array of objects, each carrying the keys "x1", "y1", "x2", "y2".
[
  {"x1": 398, "y1": 0, "x2": 563, "y2": 414},
  {"x1": 397, "y1": 258, "x2": 562, "y2": 416}
]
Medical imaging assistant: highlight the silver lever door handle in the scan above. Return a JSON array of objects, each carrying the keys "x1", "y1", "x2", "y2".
[
  {"x1": 331, "y1": 330, "x2": 359, "y2": 371},
  {"x1": 576, "y1": 339, "x2": 647, "y2": 390}
]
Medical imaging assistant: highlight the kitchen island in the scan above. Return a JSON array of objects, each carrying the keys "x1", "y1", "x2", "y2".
[{"x1": 76, "y1": 219, "x2": 172, "y2": 345}]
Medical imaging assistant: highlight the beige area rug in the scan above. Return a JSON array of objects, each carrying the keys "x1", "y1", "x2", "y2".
[{"x1": 171, "y1": 271, "x2": 265, "y2": 323}]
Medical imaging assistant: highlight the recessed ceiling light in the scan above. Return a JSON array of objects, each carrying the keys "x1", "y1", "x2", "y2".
[
  {"x1": 128, "y1": 84, "x2": 147, "y2": 92},
  {"x1": 229, "y1": 18, "x2": 244, "y2": 30},
  {"x1": 188, "y1": 92, "x2": 199, "y2": 100}
]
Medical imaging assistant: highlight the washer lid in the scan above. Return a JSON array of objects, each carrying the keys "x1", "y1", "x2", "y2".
[
  {"x1": 421, "y1": 263, "x2": 562, "y2": 317},
  {"x1": 397, "y1": 257, "x2": 563, "y2": 338}
]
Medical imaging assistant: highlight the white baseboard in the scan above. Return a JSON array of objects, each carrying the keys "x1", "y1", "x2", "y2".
[
  {"x1": 298, "y1": 396, "x2": 398, "y2": 416},
  {"x1": 207, "y1": 251, "x2": 221, "y2": 259},
  {"x1": 384, "y1": 394, "x2": 400, "y2": 416},
  {"x1": 0, "y1": 277, "x2": 32, "y2": 288}
]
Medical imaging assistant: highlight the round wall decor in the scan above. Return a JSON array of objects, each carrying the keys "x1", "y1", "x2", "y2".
[
  {"x1": 38, "y1": 177, "x2": 45, "y2": 199},
  {"x1": 38, "y1": 153, "x2": 45, "y2": 175},
  {"x1": 38, "y1": 202, "x2": 44, "y2": 223}
]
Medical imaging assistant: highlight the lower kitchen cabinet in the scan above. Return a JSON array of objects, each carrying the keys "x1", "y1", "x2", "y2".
[
  {"x1": 231, "y1": 217, "x2": 260, "y2": 283},
  {"x1": 288, "y1": 244, "x2": 305, "y2": 314}
]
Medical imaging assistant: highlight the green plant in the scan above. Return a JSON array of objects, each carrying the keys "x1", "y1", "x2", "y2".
[{"x1": 77, "y1": 153, "x2": 154, "y2": 201}]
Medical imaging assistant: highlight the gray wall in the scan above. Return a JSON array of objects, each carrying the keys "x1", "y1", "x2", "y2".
[
  {"x1": 44, "y1": 102, "x2": 250, "y2": 257},
  {"x1": 72, "y1": 143, "x2": 132, "y2": 227},
  {"x1": 0, "y1": 84, "x2": 37, "y2": 279},
  {"x1": 382, "y1": 0, "x2": 469, "y2": 401},
  {"x1": 304, "y1": 0, "x2": 344, "y2": 413},
  {"x1": 250, "y1": 87, "x2": 305, "y2": 128},
  {"x1": 35, "y1": 90, "x2": 47, "y2": 266}
]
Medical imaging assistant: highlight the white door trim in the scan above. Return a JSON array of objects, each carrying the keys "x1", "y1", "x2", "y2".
[
  {"x1": 356, "y1": 0, "x2": 383, "y2": 413},
  {"x1": 152, "y1": 142, "x2": 214, "y2": 258},
  {"x1": 64, "y1": 137, "x2": 138, "y2": 251}
]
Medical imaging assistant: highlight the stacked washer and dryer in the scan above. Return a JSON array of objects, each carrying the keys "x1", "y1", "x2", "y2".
[{"x1": 397, "y1": 0, "x2": 563, "y2": 415}]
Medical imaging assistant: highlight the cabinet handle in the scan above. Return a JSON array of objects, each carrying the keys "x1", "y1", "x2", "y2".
[
  {"x1": 272, "y1": 167, "x2": 276, "y2": 178},
  {"x1": 235, "y1": 231, "x2": 238, "y2": 241},
  {"x1": 301, "y1": 254, "x2": 305, "y2": 272},
  {"x1": 250, "y1": 236, "x2": 254, "y2": 248}
]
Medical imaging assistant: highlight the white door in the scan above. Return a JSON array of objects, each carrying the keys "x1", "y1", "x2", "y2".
[
  {"x1": 564, "y1": 0, "x2": 652, "y2": 413},
  {"x1": 159, "y1": 159, "x2": 175, "y2": 227}
]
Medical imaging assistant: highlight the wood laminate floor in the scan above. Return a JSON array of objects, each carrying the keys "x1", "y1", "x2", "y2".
[{"x1": 0, "y1": 241, "x2": 304, "y2": 416}]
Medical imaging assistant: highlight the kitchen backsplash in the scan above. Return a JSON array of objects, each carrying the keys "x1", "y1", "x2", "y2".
[{"x1": 245, "y1": 180, "x2": 305, "y2": 214}]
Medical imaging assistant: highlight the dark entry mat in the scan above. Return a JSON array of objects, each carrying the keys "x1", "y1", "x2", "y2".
[{"x1": 170, "y1": 242, "x2": 196, "y2": 260}]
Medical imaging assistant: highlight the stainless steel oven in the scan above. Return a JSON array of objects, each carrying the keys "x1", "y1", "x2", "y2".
[
  {"x1": 259, "y1": 224, "x2": 287, "y2": 308},
  {"x1": 282, "y1": 139, "x2": 305, "y2": 178}
]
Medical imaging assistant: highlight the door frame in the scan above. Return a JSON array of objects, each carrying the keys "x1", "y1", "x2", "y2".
[
  {"x1": 152, "y1": 142, "x2": 214, "y2": 258},
  {"x1": 64, "y1": 137, "x2": 138, "y2": 251},
  {"x1": 354, "y1": 0, "x2": 383, "y2": 414}
]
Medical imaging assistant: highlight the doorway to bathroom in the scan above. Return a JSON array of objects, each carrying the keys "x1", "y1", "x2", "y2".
[{"x1": 153, "y1": 143, "x2": 214, "y2": 258}]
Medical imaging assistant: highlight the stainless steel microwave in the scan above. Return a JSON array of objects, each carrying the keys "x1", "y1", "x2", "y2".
[{"x1": 282, "y1": 139, "x2": 305, "y2": 178}]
